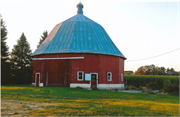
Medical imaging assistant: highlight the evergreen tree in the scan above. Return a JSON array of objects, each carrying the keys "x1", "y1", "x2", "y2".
[
  {"x1": 11, "y1": 33, "x2": 32, "y2": 84},
  {"x1": 1, "y1": 19, "x2": 11, "y2": 84},
  {"x1": 37, "y1": 30, "x2": 48, "y2": 48}
]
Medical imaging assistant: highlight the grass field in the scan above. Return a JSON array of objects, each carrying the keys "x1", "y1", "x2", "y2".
[{"x1": 1, "y1": 85, "x2": 179, "y2": 116}]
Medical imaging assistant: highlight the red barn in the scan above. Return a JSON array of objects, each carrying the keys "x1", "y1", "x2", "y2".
[{"x1": 31, "y1": 2, "x2": 126, "y2": 89}]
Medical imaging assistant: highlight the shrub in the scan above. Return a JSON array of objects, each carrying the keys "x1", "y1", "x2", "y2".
[
  {"x1": 134, "y1": 87, "x2": 142, "y2": 91},
  {"x1": 124, "y1": 75, "x2": 179, "y2": 88},
  {"x1": 124, "y1": 75, "x2": 179, "y2": 95},
  {"x1": 163, "y1": 80, "x2": 172, "y2": 93},
  {"x1": 170, "y1": 83, "x2": 179, "y2": 92},
  {"x1": 159, "y1": 89, "x2": 165, "y2": 93},
  {"x1": 162, "y1": 80, "x2": 179, "y2": 94},
  {"x1": 146, "y1": 82, "x2": 160, "y2": 90},
  {"x1": 142, "y1": 87, "x2": 147, "y2": 92},
  {"x1": 128, "y1": 85, "x2": 136, "y2": 90}
]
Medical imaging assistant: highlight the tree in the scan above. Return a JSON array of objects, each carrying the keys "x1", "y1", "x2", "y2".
[
  {"x1": 166, "y1": 68, "x2": 175, "y2": 75},
  {"x1": 135, "y1": 65, "x2": 179, "y2": 76},
  {"x1": 166, "y1": 68, "x2": 170, "y2": 75},
  {"x1": 142, "y1": 65, "x2": 151, "y2": 75},
  {"x1": 10, "y1": 33, "x2": 32, "y2": 84},
  {"x1": 149, "y1": 64, "x2": 156, "y2": 75},
  {"x1": 157, "y1": 68, "x2": 163, "y2": 75},
  {"x1": 170, "y1": 68, "x2": 175, "y2": 75},
  {"x1": 37, "y1": 30, "x2": 48, "y2": 48},
  {"x1": 141, "y1": 64, "x2": 157, "y2": 75},
  {"x1": 160, "y1": 67, "x2": 166, "y2": 75},
  {"x1": 1, "y1": 19, "x2": 11, "y2": 84},
  {"x1": 124, "y1": 72, "x2": 130, "y2": 75},
  {"x1": 134, "y1": 66, "x2": 146, "y2": 75},
  {"x1": 173, "y1": 71, "x2": 180, "y2": 76}
]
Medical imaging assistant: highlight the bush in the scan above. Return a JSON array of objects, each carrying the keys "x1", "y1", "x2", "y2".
[
  {"x1": 124, "y1": 75, "x2": 179, "y2": 88},
  {"x1": 163, "y1": 80, "x2": 172, "y2": 93},
  {"x1": 163, "y1": 80, "x2": 179, "y2": 94},
  {"x1": 159, "y1": 89, "x2": 165, "y2": 93},
  {"x1": 128, "y1": 85, "x2": 136, "y2": 90},
  {"x1": 146, "y1": 82, "x2": 160, "y2": 90},
  {"x1": 142, "y1": 87, "x2": 147, "y2": 92},
  {"x1": 134, "y1": 87, "x2": 142, "y2": 91},
  {"x1": 170, "y1": 83, "x2": 179, "y2": 92},
  {"x1": 124, "y1": 75, "x2": 179, "y2": 95}
]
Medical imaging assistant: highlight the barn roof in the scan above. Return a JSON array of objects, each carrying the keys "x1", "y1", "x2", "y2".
[{"x1": 31, "y1": 2, "x2": 126, "y2": 59}]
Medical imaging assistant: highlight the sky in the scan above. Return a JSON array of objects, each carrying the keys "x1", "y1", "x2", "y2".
[{"x1": 1, "y1": 0, "x2": 180, "y2": 72}]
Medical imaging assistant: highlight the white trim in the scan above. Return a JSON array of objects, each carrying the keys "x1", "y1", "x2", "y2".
[
  {"x1": 70, "y1": 83, "x2": 90, "y2": 88},
  {"x1": 32, "y1": 57, "x2": 84, "y2": 60},
  {"x1": 32, "y1": 83, "x2": 36, "y2": 86},
  {"x1": 39, "y1": 83, "x2": 43, "y2": 87},
  {"x1": 35, "y1": 73, "x2": 40, "y2": 87},
  {"x1": 107, "y1": 72, "x2": 112, "y2": 81},
  {"x1": 77, "y1": 71, "x2": 84, "y2": 81},
  {"x1": 98, "y1": 84, "x2": 124, "y2": 89}
]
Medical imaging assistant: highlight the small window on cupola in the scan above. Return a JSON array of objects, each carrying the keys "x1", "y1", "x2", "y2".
[{"x1": 107, "y1": 72, "x2": 112, "y2": 81}]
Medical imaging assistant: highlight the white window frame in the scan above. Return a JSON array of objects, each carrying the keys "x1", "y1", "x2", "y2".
[
  {"x1": 121, "y1": 73, "x2": 123, "y2": 82},
  {"x1": 35, "y1": 73, "x2": 40, "y2": 87},
  {"x1": 77, "y1": 71, "x2": 84, "y2": 81},
  {"x1": 107, "y1": 72, "x2": 112, "y2": 81}
]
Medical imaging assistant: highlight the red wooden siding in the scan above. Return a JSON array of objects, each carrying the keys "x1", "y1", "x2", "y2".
[{"x1": 32, "y1": 53, "x2": 124, "y2": 87}]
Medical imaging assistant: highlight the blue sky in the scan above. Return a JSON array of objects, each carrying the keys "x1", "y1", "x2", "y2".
[{"x1": 1, "y1": 0, "x2": 179, "y2": 72}]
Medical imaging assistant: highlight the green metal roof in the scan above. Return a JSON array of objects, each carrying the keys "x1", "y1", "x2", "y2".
[{"x1": 31, "y1": 2, "x2": 126, "y2": 59}]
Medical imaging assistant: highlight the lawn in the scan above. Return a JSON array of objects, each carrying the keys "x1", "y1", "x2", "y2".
[{"x1": 1, "y1": 85, "x2": 179, "y2": 116}]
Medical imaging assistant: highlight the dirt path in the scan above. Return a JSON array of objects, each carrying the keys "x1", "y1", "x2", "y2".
[{"x1": 1, "y1": 99, "x2": 53, "y2": 116}]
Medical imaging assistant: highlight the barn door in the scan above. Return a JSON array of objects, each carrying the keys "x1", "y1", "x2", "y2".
[
  {"x1": 35, "y1": 73, "x2": 40, "y2": 87},
  {"x1": 91, "y1": 73, "x2": 98, "y2": 88}
]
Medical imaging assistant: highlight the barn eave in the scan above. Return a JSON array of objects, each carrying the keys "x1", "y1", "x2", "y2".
[{"x1": 31, "y1": 52, "x2": 126, "y2": 59}]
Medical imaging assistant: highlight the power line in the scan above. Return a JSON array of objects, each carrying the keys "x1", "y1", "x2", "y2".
[{"x1": 126, "y1": 48, "x2": 180, "y2": 62}]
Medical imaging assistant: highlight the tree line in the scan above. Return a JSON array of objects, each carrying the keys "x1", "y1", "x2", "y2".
[
  {"x1": 134, "y1": 64, "x2": 179, "y2": 76},
  {"x1": 1, "y1": 19, "x2": 48, "y2": 85}
]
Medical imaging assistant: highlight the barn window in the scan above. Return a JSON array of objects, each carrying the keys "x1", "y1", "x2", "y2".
[
  {"x1": 121, "y1": 73, "x2": 123, "y2": 81},
  {"x1": 107, "y1": 72, "x2": 112, "y2": 81},
  {"x1": 77, "y1": 71, "x2": 84, "y2": 81}
]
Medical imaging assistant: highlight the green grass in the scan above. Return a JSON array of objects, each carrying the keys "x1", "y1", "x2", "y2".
[{"x1": 1, "y1": 85, "x2": 179, "y2": 116}]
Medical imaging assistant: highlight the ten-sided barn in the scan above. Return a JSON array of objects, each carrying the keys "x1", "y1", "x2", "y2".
[{"x1": 31, "y1": 2, "x2": 126, "y2": 89}]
